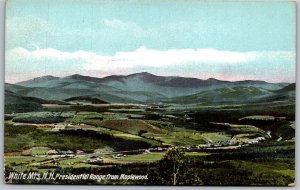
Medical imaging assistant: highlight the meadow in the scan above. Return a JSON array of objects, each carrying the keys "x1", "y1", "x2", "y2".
[{"x1": 4, "y1": 100, "x2": 295, "y2": 185}]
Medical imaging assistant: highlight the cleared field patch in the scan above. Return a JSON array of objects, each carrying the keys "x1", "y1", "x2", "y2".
[
  {"x1": 186, "y1": 152, "x2": 210, "y2": 156},
  {"x1": 32, "y1": 147, "x2": 50, "y2": 156},
  {"x1": 117, "y1": 152, "x2": 165, "y2": 162},
  {"x1": 65, "y1": 112, "x2": 103, "y2": 123},
  {"x1": 239, "y1": 115, "x2": 276, "y2": 121},
  {"x1": 99, "y1": 119, "x2": 166, "y2": 135},
  {"x1": 71, "y1": 125, "x2": 158, "y2": 145},
  {"x1": 66, "y1": 112, "x2": 131, "y2": 125},
  {"x1": 209, "y1": 122, "x2": 268, "y2": 137},
  {"x1": 171, "y1": 131, "x2": 207, "y2": 144},
  {"x1": 4, "y1": 156, "x2": 49, "y2": 166},
  {"x1": 144, "y1": 130, "x2": 207, "y2": 146},
  {"x1": 57, "y1": 157, "x2": 91, "y2": 168},
  {"x1": 200, "y1": 132, "x2": 232, "y2": 143},
  {"x1": 114, "y1": 133, "x2": 142, "y2": 139}
]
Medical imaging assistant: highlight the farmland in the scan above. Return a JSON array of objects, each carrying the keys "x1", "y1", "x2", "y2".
[
  {"x1": 4, "y1": 74, "x2": 295, "y2": 185},
  {"x1": 4, "y1": 99, "x2": 295, "y2": 185}
]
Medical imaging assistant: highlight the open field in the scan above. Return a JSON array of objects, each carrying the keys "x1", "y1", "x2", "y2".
[{"x1": 4, "y1": 100, "x2": 295, "y2": 185}]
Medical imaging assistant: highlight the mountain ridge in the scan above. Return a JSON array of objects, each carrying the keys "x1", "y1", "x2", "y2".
[
  {"x1": 8, "y1": 72, "x2": 292, "y2": 105},
  {"x1": 16, "y1": 72, "x2": 287, "y2": 86}
]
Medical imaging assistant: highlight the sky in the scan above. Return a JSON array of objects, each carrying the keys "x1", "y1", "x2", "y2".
[{"x1": 5, "y1": 0, "x2": 296, "y2": 83}]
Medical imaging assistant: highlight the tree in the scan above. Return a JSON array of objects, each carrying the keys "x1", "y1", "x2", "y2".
[
  {"x1": 158, "y1": 148, "x2": 186, "y2": 185},
  {"x1": 138, "y1": 130, "x2": 147, "y2": 136},
  {"x1": 157, "y1": 148, "x2": 204, "y2": 185}
]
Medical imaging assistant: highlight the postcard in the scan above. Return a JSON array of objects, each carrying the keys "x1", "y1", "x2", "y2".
[{"x1": 4, "y1": 0, "x2": 296, "y2": 186}]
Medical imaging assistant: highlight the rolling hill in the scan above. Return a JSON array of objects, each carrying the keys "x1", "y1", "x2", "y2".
[
  {"x1": 274, "y1": 83, "x2": 295, "y2": 93},
  {"x1": 6, "y1": 72, "x2": 292, "y2": 106},
  {"x1": 167, "y1": 86, "x2": 295, "y2": 104},
  {"x1": 64, "y1": 96, "x2": 109, "y2": 104},
  {"x1": 5, "y1": 90, "x2": 45, "y2": 113}
]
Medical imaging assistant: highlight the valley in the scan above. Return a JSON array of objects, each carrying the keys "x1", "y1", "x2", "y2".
[{"x1": 4, "y1": 72, "x2": 295, "y2": 185}]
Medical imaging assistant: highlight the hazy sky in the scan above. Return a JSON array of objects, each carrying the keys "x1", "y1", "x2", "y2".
[{"x1": 5, "y1": 0, "x2": 296, "y2": 83}]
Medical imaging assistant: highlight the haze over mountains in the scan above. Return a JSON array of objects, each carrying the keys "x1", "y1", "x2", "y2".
[{"x1": 5, "y1": 72, "x2": 294, "y2": 112}]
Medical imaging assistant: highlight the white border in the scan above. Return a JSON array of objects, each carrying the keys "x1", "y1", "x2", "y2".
[{"x1": 0, "y1": 0, "x2": 298, "y2": 189}]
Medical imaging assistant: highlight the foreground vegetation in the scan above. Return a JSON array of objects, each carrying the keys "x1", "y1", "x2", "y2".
[
  {"x1": 5, "y1": 145, "x2": 294, "y2": 185},
  {"x1": 4, "y1": 101, "x2": 295, "y2": 185}
]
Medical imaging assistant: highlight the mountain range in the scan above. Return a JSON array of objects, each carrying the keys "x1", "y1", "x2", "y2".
[{"x1": 5, "y1": 72, "x2": 294, "y2": 112}]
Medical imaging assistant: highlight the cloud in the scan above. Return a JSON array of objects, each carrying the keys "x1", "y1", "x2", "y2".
[
  {"x1": 8, "y1": 47, "x2": 97, "y2": 62},
  {"x1": 6, "y1": 47, "x2": 295, "y2": 83},
  {"x1": 7, "y1": 46, "x2": 294, "y2": 68}
]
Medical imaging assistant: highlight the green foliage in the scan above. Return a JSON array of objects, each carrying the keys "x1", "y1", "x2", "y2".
[
  {"x1": 5, "y1": 102, "x2": 43, "y2": 114},
  {"x1": 193, "y1": 161, "x2": 294, "y2": 186},
  {"x1": 277, "y1": 123, "x2": 295, "y2": 140},
  {"x1": 59, "y1": 129, "x2": 156, "y2": 151},
  {"x1": 11, "y1": 112, "x2": 70, "y2": 124},
  {"x1": 12, "y1": 116, "x2": 66, "y2": 124},
  {"x1": 4, "y1": 124, "x2": 157, "y2": 153},
  {"x1": 4, "y1": 125, "x2": 108, "y2": 152},
  {"x1": 99, "y1": 119, "x2": 166, "y2": 135},
  {"x1": 158, "y1": 148, "x2": 203, "y2": 185},
  {"x1": 118, "y1": 152, "x2": 164, "y2": 162},
  {"x1": 3, "y1": 81, "x2": 295, "y2": 186}
]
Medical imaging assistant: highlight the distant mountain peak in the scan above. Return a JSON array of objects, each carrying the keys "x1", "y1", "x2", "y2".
[
  {"x1": 135, "y1": 72, "x2": 154, "y2": 75},
  {"x1": 207, "y1": 78, "x2": 221, "y2": 82},
  {"x1": 69, "y1": 74, "x2": 83, "y2": 77},
  {"x1": 34, "y1": 75, "x2": 58, "y2": 80},
  {"x1": 64, "y1": 74, "x2": 106, "y2": 83},
  {"x1": 17, "y1": 75, "x2": 59, "y2": 85},
  {"x1": 16, "y1": 72, "x2": 283, "y2": 94},
  {"x1": 127, "y1": 72, "x2": 156, "y2": 77},
  {"x1": 66, "y1": 74, "x2": 86, "y2": 79}
]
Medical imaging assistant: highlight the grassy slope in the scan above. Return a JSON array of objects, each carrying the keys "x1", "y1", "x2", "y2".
[
  {"x1": 5, "y1": 91, "x2": 44, "y2": 113},
  {"x1": 168, "y1": 86, "x2": 273, "y2": 104},
  {"x1": 98, "y1": 119, "x2": 166, "y2": 135}
]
